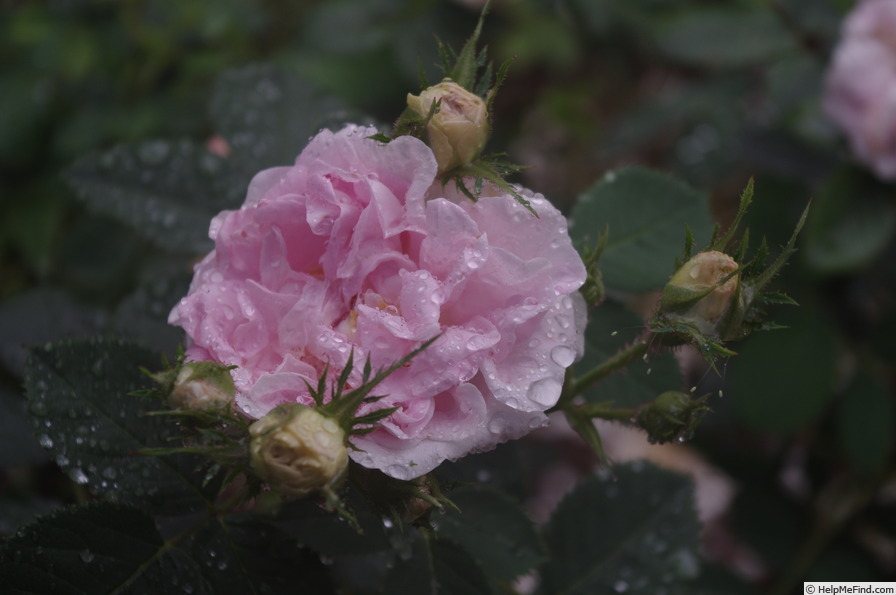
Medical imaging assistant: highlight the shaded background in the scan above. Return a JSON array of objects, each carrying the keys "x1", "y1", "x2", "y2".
[{"x1": 1, "y1": 0, "x2": 893, "y2": 591}]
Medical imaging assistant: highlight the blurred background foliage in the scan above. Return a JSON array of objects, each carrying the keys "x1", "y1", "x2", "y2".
[{"x1": 1, "y1": 0, "x2": 894, "y2": 591}]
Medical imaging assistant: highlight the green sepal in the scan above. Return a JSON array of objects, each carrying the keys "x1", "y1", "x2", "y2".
[
  {"x1": 635, "y1": 391, "x2": 712, "y2": 444},
  {"x1": 580, "y1": 225, "x2": 609, "y2": 309},
  {"x1": 316, "y1": 335, "x2": 440, "y2": 437},
  {"x1": 564, "y1": 409, "x2": 611, "y2": 467}
]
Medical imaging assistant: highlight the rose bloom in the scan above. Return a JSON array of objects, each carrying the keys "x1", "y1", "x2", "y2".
[
  {"x1": 169, "y1": 125, "x2": 586, "y2": 480},
  {"x1": 824, "y1": 0, "x2": 896, "y2": 180}
]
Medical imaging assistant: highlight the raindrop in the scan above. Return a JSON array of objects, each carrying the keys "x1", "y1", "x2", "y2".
[
  {"x1": 527, "y1": 377, "x2": 562, "y2": 407},
  {"x1": 475, "y1": 469, "x2": 492, "y2": 482},
  {"x1": 79, "y1": 549, "x2": 94, "y2": 563},
  {"x1": 613, "y1": 579, "x2": 629, "y2": 593},
  {"x1": 39, "y1": 435, "x2": 53, "y2": 449},
  {"x1": 550, "y1": 346, "x2": 576, "y2": 367},
  {"x1": 487, "y1": 417, "x2": 507, "y2": 434}
]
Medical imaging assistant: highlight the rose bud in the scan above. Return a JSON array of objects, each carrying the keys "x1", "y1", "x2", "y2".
[
  {"x1": 249, "y1": 404, "x2": 349, "y2": 498},
  {"x1": 407, "y1": 80, "x2": 488, "y2": 174},
  {"x1": 659, "y1": 251, "x2": 743, "y2": 339},
  {"x1": 636, "y1": 391, "x2": 711, "y2": 445},
  {"x1": 169, "y1": 361, "x2": 236, "y2": 411}
]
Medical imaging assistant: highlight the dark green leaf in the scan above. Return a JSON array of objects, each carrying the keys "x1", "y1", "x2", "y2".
[
  {"x1": 273, "y1": 497, "x2": 390, "y2": 556},
  {"x1": 431, "y1": 540, "x2": 493, "y2": 595},
  {"x1": 0, "y1": 497, "x2": 60, "y2": 538},
  {"x1": 382, "y1": 529, "x2": 437, "y2": 595},
  {"x1": 0, "y1": 501, "x2": 207, "y2": 595},
  {"x1": 56, "y1": 214, "x2": 143, "y2": 304},
  {"x1": 111, "y1": 272, "x2": 192, "y2": 357},
  {"x1": 575, "y1": 299, "x2": 681, "y2": 407},
  {"x1": 730, "y1": 307, "x2": 836, "y2": 433},
  {"x1": 804, "y1": 168, "x2": 896, "y2": 274},
  {"x1": 570, "y1": 167, "x2": 713, "y2": 293},
  {"x1": 210, "y1": 63, "x2": 350, "y2": 177},
  {"x1": 184, "y1": 513, "x2": 334, "y2": 594},
  {"x1": 837, "y1": 373, "x2": 894, "y2": 475},
  {"x1": 382, "y1": 529, "x2": 493, "y2": 595},
  {"x1": 654, "y1": 9, "x2": 795, "y2": 69},
  {"x1": 0, "y1": 387, "x2": 46, "y2": 466},
  {"x1": 433, "y1": 485, "x2": 544, "y2": 581},
  {"x1": 66, "y1": 139, "x2": 234, "y2": 254},
  {"x1": 540, "y1": 462, "x2": 701, "y2": 595},
  {"x1": 24, "y1": 337, "x2": 217, "y2": 514},
  {"x1": 0, "y1": 289, "x2": 106, "y2": 377}
]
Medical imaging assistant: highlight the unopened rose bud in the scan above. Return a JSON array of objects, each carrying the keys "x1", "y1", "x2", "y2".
[
  {"x1": 407, "y1": 80, "x2": 488, "y2": 174},
  {"x1": 636, "y1": 391, "x2": 710, "y2": 444},
  {"x1": 659, "y1": 251, "x2": 742, "y2": 338},
  {"x1": 169, "y1": 361, "x2": 236, "y2": 411},
  {"x1": 249, "y1": 404, "x2": 349, "y2": 498}
]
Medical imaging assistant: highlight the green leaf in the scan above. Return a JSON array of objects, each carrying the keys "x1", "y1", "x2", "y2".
[
  {"x1": 0, "y1": 497, "x2": 60, "y2": 537},
  {"x1": 0, "y1": 387, "x2": 46, "y2": 466},
  {"x1": 804, "y1": 168, "x2": 896, "y2": 274},
  {"x1": 570, "y1": 167, "x2": 713, "y2": 293},
  {"x1": 837, "y1": 373, "x2": 894, "y2": 475},
  {"x1": 24, "y1": 337, "x2": 218, "y2": 514},
  {"x1": 183, "y1": 513, "x2": 334, "y2": 594},
  {"x1": 0, "y1": 501, "x2": 206, "y2": 595},
  {"x1": 210, "y1": 63, "x2": 350, "y2": 176},
  {"x1": 273, "y1": 497, "x2": 391, "y2": 556},
  {"x1": 654, "y1": 9, "x2": 795, "y2": 69},
  {"x1": 433, "y1": 485, "x2": 545, "y2": 581},
  {"x1": 383, "y1": 529, "x2": 493, "y2": 595},
  {"x1": 431, "y1": 540, "x2": 494, "y2": 595},
  {"x1": 0, "y1": 288, "x2": 106, "y2": 377},
  {"x1": 66, "y1": 139, "x2": 235, "y2": 254},
  {"x1": 111, "y1": 272, "x2": 192, "y2": 357},
  {"x1": 730, "y1": 307, "x2": 837, "y2": 433},
  {"x1": 575, "y1": 299, "x2": 681, "y2": 407},
  {"x1": 382, "y1": 529, "x2": 436, "y2": 595},
  {"x1": 540, "y1": 462, "x2": 701, "y2": 595}
]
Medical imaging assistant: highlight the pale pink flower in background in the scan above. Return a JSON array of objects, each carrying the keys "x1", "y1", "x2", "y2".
[
  {"x1": 169, "y1": 125, "x2": 587, "y2": 480},
  {"x1": 824, "y1": 0, "x2": 896, "y2": 180}
]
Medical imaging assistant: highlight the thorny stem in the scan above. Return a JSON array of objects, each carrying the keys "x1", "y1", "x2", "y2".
[{"x1": 554, "y1": 335, "x2": 652, "y2": 411}]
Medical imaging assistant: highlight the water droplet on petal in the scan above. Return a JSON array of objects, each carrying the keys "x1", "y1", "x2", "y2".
[
  {"x1": 550, "y1": 345, "x2": 576, "y2": 367},
  {"x1": 487, "y1": 416, "x2": 507, "y2": 434},
  {"x1": 527, "y1": 377, "x2": 562, "y2": 407}
]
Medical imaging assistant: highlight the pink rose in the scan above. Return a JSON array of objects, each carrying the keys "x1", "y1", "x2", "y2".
[
  {"x1": 824, "y1": 0, "x2": 896, "y2": 180},
  {"x1": 169, "y1": 125, "x2": 587, "y2": 479}
]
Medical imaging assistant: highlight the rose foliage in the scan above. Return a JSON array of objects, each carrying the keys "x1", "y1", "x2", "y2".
[{"x1": 168, "y1": 125, "x2": 587, "y2": 480}]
